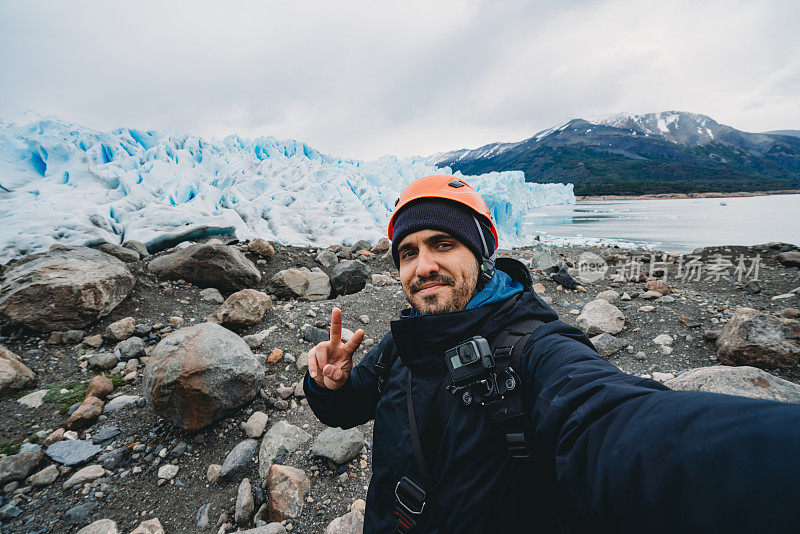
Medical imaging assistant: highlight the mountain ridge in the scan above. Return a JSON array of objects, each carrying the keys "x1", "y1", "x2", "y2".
[{"x1": 430, "y1": 111, "x2": 800, "y2": 196}]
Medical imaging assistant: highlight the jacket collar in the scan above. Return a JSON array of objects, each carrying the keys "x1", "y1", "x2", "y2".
[{"x1": 390, "y1": 257, "x2": 556, "y2": 376}]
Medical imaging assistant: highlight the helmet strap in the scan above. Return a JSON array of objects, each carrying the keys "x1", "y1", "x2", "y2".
[{"x1": 473, "y1": 216, "x2": 495, "y2": 286}]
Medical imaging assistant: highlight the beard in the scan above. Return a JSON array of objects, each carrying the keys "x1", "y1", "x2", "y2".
[{"x1": 405, "y1": 272, "x2": 476, "y2": 315}]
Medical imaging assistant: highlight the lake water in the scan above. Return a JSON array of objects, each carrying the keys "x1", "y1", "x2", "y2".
[{"x1": 524, "y1": 194, "x2": 800, "y2": 253}]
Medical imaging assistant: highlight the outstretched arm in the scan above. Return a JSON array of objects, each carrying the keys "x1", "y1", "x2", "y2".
[{"x1": 525, "y1": 320, "x2": 800, "y2": 533}]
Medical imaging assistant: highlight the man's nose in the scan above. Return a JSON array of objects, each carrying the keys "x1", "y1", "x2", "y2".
[{"x1": 415, "y1": 248, "x2": 439, "y2": 278}]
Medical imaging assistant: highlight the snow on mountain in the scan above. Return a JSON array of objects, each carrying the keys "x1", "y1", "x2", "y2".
[
  {"x1": 0, "y1": 116, "x2": 575, "y2": 263},
  {"x1": 593, "y1": 111, "x2": 723, "y2": 145}
]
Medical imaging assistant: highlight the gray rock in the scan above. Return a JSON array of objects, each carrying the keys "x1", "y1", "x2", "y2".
[
  {"x1": 17, "y1": 389, "x2": 48, "y2": 408},
  {"x1": 199, "y1": 287, "x2": 225, "y2": 304},
  {"x1": 0, "y1": 246, "x2": 135, "y2": 332},
  {"x1": 220, "y1": 439, "x2": 259, "y2": 480},
  {"x1": 157, "y1": 464, "x2": 179, "y2": 480},
  {"x1": 63, "y1": 329, "x2": 85, "y2": 343},
  {"x1": 105, "y1": 317, "x2": 136, "y2": 341},
  {"x1": 98, "y1": 242, "x2": 140, "y2": 263},
  {"x1": 0, "y1": 345, "x2": 35, "y2": 392},
  {"x1": 115, "y1": 336, "x2": 145, "y2": 361},
  {"x1": 235, "y1": 477, "x2": 255, "y2": 525},
  {"x1": 76, "y1": 518, "x2": 118, "y2": 533},
  {"x1": 0, "y1": 451, "x2": 42, "y2": 484},
  {"x1": 595, "y1": 290, "x2": 620, "y2": 303},
  {"x1": 103, "y1": 394, "x2": 142, "y2": 413},
  {"x1": 527, "y1": 242, "x2": 565, "y2": 273},
  {"x1": 640, "y1": 290, "x2": 663, "y2": 300},
  {"x1": 303, "y1": 268, "x2": 332, "y2": 301},
  {"x1": 268, "y1": 269, "x2": 310, "y2": 299},
  {"x1": 64, "y1": 502, "x2": 97, "y2": 526},
  {"x1": 122, "y1": 240, "x2": 149, "y2": 257},
  {"x1": 665, "y1": 366, "x2": 800, "y2": 403},
  {"x1": 88, "y1": 352, "x2": 118, "y2": 370},
  {"x1": 296, "y1": 351, "x2": 309, "y2": 373},
  {"x1": 776, "y1": 250, "x2": 800, "y2": 268},
  {"x1": 316, "y1": 250, "x2": 338, "y2": 268},
  {"x1": 324, "y1": 510, "x2": 365, "y2": 534},
  {"x1": 143, "y1": 322, "x2": 263, "y2": 430},
  {"x1": 303, "y1": 325, "x2": 328, "y2": 345},
  {"x1": 258, "y1": 420, "x2": 312, "y2": 478},
  {"x1": 330, "y1": 260, "x2": 371, "y2": 296},
  {"x1": 244, "y1": 411, "x2": 269, "y2": 438},
  {"x1": 211, "y1": 289, "x2": 272, "y2": 327},
  {"x1": 576, "y1": 299, "x2": 625, "y2": 336},
  {"x1": 28, "y1": 464, "x2": 59, "y2": 487},
  {"x1": 243, "y1": 326, "x2": 277, "y2": 350},
  {"x1": 349, "y1": 240, "x2": 372, "y2": 253},
  {"x1": 311, "y1": 427, "x2": 365, "y2": 464},
  {"x1": 46, "y1": 439, "x2": 103, "y2": 466},
  {"x1": 0, "y1": 503, "x2": 23, "y2": 520},
  {"x1": 550, "y1": 267, "x2": 577, "y2": 290},
  {"x1": 63, "y1": 464, "x2": 105, "y2": 489},
  {"x1": 237, "y1": 525, "x2": 288, "y2": 534},
  {"x1": 148, "y1": 242, "x2": 261, "y2": 292},
  {"x1": 99, "y1": 447, "x2": 129, "y2": 470},
  {"x1": 19, "y1": 443, "x2": 42, "y2": 454},
  {"x1": 589, "y1": 333, "x2": 625, "y2": 357},
  {"x1": 717, "y1": 307, "x2": 800, "y2": 369},
  {"x1": 92, "y1": 425, "x2": 121, "y2": 444},
  {"x1": 196, "y1": 503, "x2": 211, "y2": 530}
]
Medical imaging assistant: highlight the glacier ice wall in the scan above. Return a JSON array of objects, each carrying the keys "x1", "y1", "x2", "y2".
[{"x1": 0, "y1": 117, "x2": 575, "y2": 263}]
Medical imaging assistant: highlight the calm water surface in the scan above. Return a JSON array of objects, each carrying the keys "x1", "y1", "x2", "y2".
[{"x1": 524, "y1": 194, "x2": 800, "y2": 253}]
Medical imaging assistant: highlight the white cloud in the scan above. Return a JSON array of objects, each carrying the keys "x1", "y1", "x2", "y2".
[{"x1": 0, "y1": 0, "x2": 798, "y2": 159}]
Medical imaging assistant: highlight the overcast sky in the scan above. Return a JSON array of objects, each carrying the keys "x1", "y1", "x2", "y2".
[{"x1": 1, "y1": 0, "x2": 798, "y2": 159}]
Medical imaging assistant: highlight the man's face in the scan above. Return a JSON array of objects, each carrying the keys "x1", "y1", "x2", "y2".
[{"x1": 397, "y1": 229, "x2": 479, "y2": 315}]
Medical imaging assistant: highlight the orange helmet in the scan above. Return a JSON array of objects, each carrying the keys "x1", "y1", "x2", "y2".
[{"x1": 388, "y1": 175, "x2": 499, "y2": 249}]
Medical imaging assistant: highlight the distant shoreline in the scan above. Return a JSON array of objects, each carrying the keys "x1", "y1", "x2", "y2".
[{"x1": 576, "y1": 189, "x2": 800, "y2": 201}]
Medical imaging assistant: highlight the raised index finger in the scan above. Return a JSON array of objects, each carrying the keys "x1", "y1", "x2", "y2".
[{"x1": 329, "y1": 307, "x2": 342, "y2": 346}]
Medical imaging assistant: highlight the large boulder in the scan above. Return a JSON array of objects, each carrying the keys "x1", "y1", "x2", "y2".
[
  {"x1": 211, "y1": 289, "x2": 272, "y2": 327},
  {"x1": 143, "y1": 322, "x2": 264, "y2": 430},
  {"x1": 665, "y1": 366, "x2": 800, "y2": 403},
  {"x1": 330, "y1": 260, "x2": 371, "y2": 296},
  {"x1": 576, "y1": 299, "x2": 625, "y2": 335},
  {"x1": 0, "y1": 345, "x2": 35, "y2": 392},
  {"x1": 147, "y1": 243, "x2": 261, "y2": 292},
  {"x1": 716, "y1": 308, "x2": 800, "y2": 369},
  {"x1": 0, "y1": 246, "x2": 135, "y2": 331}
]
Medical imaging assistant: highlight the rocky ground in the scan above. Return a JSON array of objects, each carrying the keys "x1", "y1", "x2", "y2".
[{"x1": 0, "y1": 236, "x2": 799, "y2": 534}]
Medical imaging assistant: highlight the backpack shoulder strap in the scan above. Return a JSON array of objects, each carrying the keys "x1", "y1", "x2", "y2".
[
  {"x1": 486, "y1": 317, "x2": 545, "y2": 461},
  {"x1": 375, "y1": 333, "x2": 399, "y2": 395}
]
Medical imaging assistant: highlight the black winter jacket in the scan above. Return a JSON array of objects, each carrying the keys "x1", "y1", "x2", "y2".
[{"x1": 305, "y1": 258, "x2": 800, "y2": 533}]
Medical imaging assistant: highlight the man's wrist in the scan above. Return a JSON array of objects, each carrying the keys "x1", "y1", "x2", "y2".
[{"x1": 305, "y1": 372, "x2": 336, "y2": 395}]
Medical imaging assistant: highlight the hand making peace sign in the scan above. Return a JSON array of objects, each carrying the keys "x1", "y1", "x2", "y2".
[{"x1": 307, "y1": 307, "x2": 365, "y2": 390}]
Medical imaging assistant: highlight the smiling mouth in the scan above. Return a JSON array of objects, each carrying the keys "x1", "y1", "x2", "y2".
[{"x1": 415, "y1": 283, "x2": 448, "y2": 294}]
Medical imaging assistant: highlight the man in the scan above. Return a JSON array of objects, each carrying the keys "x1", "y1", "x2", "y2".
[{"x1": 305, "y1": 174, "x2": 800, "y2": 533}]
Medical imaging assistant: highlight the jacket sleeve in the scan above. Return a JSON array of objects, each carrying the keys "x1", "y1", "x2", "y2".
[
  {"x1": 303, "y1": 332, "x2": 391, "y2": 429},
  {"x1": 524, "y1": 320, "x2": 800, "y2": 534}
]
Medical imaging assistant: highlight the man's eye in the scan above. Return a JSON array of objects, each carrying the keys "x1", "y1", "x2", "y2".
[
  {"x1": 401, "y1": 250, "x2": 416, "y2": 259},
  {"x1": 436, "y1": 242, "x2": 452, "y2": 249}
]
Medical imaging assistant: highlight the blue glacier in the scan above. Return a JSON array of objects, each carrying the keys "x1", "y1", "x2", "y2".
[{"x1": 0, "y1": 115, "x2": 575, "y2": 263}]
